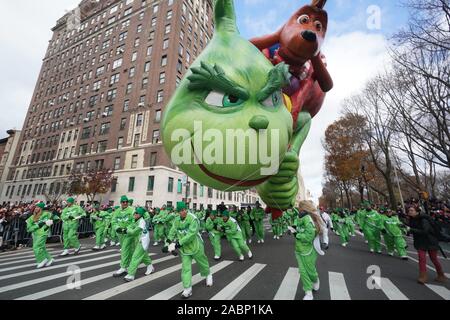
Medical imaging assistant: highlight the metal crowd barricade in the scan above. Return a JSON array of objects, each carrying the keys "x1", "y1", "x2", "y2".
[
  {"x1": 49, "y1": 220, "x2": 63, "y2": 243},
  {"x1": 77, "y1": 216, "x2": 94, "y2": 237}
]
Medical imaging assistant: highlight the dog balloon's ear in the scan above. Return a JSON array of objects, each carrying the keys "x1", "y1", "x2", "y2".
[
  {"x1": 311, "y1": 0, "x2": 327, "y2": 9},
  {"x1": 213, "y1": 0, "x2": 238, "y2": 34}
]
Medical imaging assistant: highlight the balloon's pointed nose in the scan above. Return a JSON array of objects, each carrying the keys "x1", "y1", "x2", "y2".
[{"x1": 249, "y1": 115, "x2": 269, "y2": 130}]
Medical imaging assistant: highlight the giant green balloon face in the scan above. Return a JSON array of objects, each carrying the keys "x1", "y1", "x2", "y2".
[{"x1": 162, "y1": 0, "x2": 293, "y2": 192}]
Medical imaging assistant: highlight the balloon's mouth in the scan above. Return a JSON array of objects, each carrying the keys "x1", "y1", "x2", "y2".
[{"x1": 191, "y1": 141, "x2": 270, "y2": 188}]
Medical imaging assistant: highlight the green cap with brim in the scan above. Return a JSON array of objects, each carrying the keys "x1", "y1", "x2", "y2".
[
  {"x1": 129, "y1": 199, "x2": 134, "y2": 205},
  {"x1": 36, "y1": 202, "x2": 46, "y2": 210},
  {"x1": 176, "y1": 202, "x2": 187, "y2": 212},
  {"x1": 120, "y1": 195, "x2": 129, "y2": 203},
  {"x1": 107, "y1": 208, "x2": 113, "y2": 213},
  {"x1": 67, "y1": 197, "x2": 75, "y2": 204},
  {"x1": 114, "y1": 206, "x2": 120, "y2": 210},
  {"x1": 221, "y1": 210, "x2": 230, "y2": 218},
  {"x1": 135, "y1": 207, "x2": 146, "y2": 216}
]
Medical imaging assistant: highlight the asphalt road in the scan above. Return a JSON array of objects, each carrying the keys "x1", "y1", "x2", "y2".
[{"x1": 0, "y1": 220, "x2": 449, "y2": 300}]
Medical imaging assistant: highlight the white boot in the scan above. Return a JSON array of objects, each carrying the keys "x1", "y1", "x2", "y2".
[
  {"x1": 257, "y1": 240, "x2": 261, "y2": 244},
  {"x1": 110, "y1": 241, "x2": 116, "y2": 247},
  {"x1": 145, "y1": 265, "x2": 155, "y2": 276},
  {"x1": 248, "y1": 239, "x2": 252, "y2": 244},
  {"x1": 45, "y1": 259, "x2": 54, "y2": 267},
  {"x1": 124, "y1": 274, "x2": 135, "y2": 282},
  {"x1": 37, "y1": 259, "x2": 48, "y2": 269},
  {"x1": 115, "y1": 242, "x2": 120, "y2": 247},
  {"x1": 273, "y1": 235, "x2": 277, "y2": 240},
  {"x1": 60, "y1": 249, "x2": 69, "y2": 257},
  {"x1": 313, "y1": 279, "x2": 320, "y2": 291},
  {"x1": 261, "y1": 239, "x2": 265, "y2": 244},
  {"x1": 303, "y1": 291, "x2": 314, "y2": 300},
  {"x1": 181, "y1": 287, "x2": 193, "y2": 299},
  {"x1": 248, "y1": 251, "x2": 253, "y2": 259},
  {"x1": 239, "y1": 255, "x2": 244, "y2": 261},
  {"x1": 342, "y1": 243, "x2": 347, "y2": 247},
  {"x1": 153, "y1": 242, "x2": 159, "y2": 246},
  {"x1": 206, "y1": 274, "x2": 213, "y2": 287},
  {"x1": 113, "y1": 268, "x2": 127, "y2": 277}
]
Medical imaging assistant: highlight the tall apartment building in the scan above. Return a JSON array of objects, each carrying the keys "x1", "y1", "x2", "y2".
[
  {"x1": 0, "y1": 130, "x2": 22, "y2": 199},
  {"x1": 1, "y1": 0, "x2": 261, "y2": 209}
]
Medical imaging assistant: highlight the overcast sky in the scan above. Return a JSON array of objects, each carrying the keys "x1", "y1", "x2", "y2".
[{"x1": 0, "y1": 0, "x2": 410, "y2": 202}]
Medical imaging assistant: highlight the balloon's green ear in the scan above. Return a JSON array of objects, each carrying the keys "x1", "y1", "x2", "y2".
[{"x1": 213, "y1": 0, "x2": 238, "y2": 34}]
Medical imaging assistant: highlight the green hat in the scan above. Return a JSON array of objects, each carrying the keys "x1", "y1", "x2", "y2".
[
  {"x1": 129, "y1": 199, "x2": 134, "y2": 205},
  {"x1": 67, "y1": 197, "x2": 75, "y2": 204},
  {"x1": 107, "y1": 208, "x2": 113, "y2": 213},
  {"x1": 210, "y1": 210, "x2": 218, "y2": 216},
  {"x1": 135, "y1": 207, "x2": 146, "y2": 216},
  {"x1": 176, "y1": 202, "x2": 187, "y2": 212},
  {"x1": 222, "y1": 210, "x2": 230, "y2": 218},
  {"x1": 114, "y1": 206, "x2": 120, "y2": 210},
  {"x1": 120, "y1": 195, "x2": 129, "y2": 203},
  {"x1": 36, "y1": 202, "x2": 45, "y2": 209}
]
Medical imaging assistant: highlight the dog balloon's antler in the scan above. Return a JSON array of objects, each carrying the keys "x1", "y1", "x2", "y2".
[{"x1": 311, "y1": 0, "x2": 327, "y2": 9}]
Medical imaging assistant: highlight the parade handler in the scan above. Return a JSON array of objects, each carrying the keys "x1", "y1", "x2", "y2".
[
  {"x1": 288, "y1": 201, "x2": 324, "y2": 301},
  {"x1": 237, "y1": 208, "x2": 252, "y2": 243},
  {"x1": 361, "y1": 203, "x2": 383, "y2": 254},
  {"x1": 166, "y1": 202, "x2": 213, "y2": 299},
  {"x1": 112, "y1": 195, "x2": 136, "y2": 277},
  {"x1": 205, "y1": 211, "x2": 223, "y2": 260},
  {"x1": 26, "y1": 202, "x2": 57, "y2": 268},
  {"x1": 60, "y1": 197, "x2": 86, "y2": 256},
  {"x1": 124, "y1": 207, "x2": 155, "y2": 282},
  {"x1": 152, "y1": 207, "x2": 167, "y2": 246},
  {"x1": 90, "y1": 205, "x2": 110, "y2": 251},
  {"x1": 382, "y1": 209, "x2": 408, "y2": 259},
  {"x1": 220, "y1": 211, "x2": 253, "y2": 261},
  {"x1": 250, "y1": 202, "x2": 266, "y2": 244}
]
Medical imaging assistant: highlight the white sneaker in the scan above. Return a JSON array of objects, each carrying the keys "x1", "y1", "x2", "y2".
[
  {"x1": 239, "y1": 255, "x2": 244, "y2": 261},
  {"x1": 365, "y1": 240, "x2": 369, "y2": 244},
  {"x1": 206, "y1": 274, "x2": 213, "y2": 287},
  {"x1": 248, "y1": 239, "x2": 252, "y2": 244},
  {"x1": 153, "y1": 242, "x2": 159, "y2": 246},
  {"x1": 100, "y1": 244, "x2": 106, "y2": 250},
  {"x1": 273, "y1": 235, "x2": 277, "y2": 240},
  {"x1": 257, "y1": 240, "x2": 261, "y2": 244},
  {"x1": 124, "y1": 274, "x2": 135, "y2": 282},
  {"x1": 261, "y1": 240, "x2": 265, "y2": 244},
  {"x1": 342, "y1": 243, "x2": 347, "y2": 247},
  {"x1": 370, "y1": 249, "x2": 374, "y2": 253},
  {"x1": 115, "y1": 243, "x2": 120, "y2": 247},
  {"x1": 214, "y1": 256, "x2": 221, "y2": 260},
  {"x1": 93, "y1": 246, "x2": 100, "y2": 251},
  {"x1": 37, "y1": 259, "x2": 48, "y2": 269},
  {"x1": 113, "y1": 268, "x2": 127, "y2": 277},
  {"x1": 389, "y1": 252, "x2": 394, "y2": 257},
  {"x1": 45, "y1": 259, "x2": 54, "y2": 267},
  {"x1": 75, "y1": 246, "x2": 82, "y2": 254},
  {"x1": 60, "y1": 249, "x2": 69, "y2": 257},
  {"x1": 145, "y1": 265, "x2": 155, "y2": 276},
  {"x1": 313, "y1": 279, "x2": 320, "y2": 291},
  {"x1": 248, "y1": 251, "x2": 253, "y2": 259},
  {"x1": 181, "y1": 287, "x2": 193, "y2": 299},
  {"x1": 303, "y1": 291, "x2": 314, "y2": 300},
  {"x1": 110, "y1": 242, "x2": 116, "y2": 247}
]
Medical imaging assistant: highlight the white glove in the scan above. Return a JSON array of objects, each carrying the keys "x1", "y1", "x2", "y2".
[
  {"x1": 45, "y1": 220, "x2": 54, "y2": 227},
  {"x1": 168, "y1": 243, "x2": 176, "y2": 253},
  {"x1": 75, "y1": 216, "x2": 82, "y2": 220},
  {"x1": 288, "y1": 226, "x2": 297, "y2": 234}
]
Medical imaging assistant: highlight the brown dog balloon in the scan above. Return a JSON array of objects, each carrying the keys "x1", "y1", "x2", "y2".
[{"x1": 250, "y1": 0, "x2": 333, "y2": 120}]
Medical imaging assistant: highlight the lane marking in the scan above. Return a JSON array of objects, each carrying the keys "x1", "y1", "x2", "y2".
[
  {"x1": 274, "y1": 267, "x2": 300, "y2": 300},
  {"x1": 328, "y1": 272, "x2": 351, "y2": 300}
]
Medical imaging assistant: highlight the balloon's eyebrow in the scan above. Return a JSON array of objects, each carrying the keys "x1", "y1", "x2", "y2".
[
  {"x1": 187, "y1": 61, "x2": 250, "y2": 100},
  {"x1": 256, "y1": 63, "x2": 291, "y2": 101}
]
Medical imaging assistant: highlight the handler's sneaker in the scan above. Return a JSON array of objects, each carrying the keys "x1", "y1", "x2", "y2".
[
  {"x1": 124, "y1": 275, "x2": 135, "y2": 282},
  {"x1": 303, "y1": 291, "x2": 314, "y2": 300},
  {"x1": 261, "y1": 240, "x2": 265, "y2": 244},
  {"x1": 37, "y1": 259, "x2": 48, "y2": 269},
  {"x1": 342, "y1": 243, "x2": 347, "y2": 247},
  {"x1": 257, "y1": 240, "x2": 261, "y2": 244},
  {"x1": 313, "y1": 279, "x2": 320, "y2": 291},
  {"x1": 370, "y1": 249, "x2": 374, "y2": 253},
  {"x1": 115, "y1": 243, "x2": 120, "y2": 247},
  {"x1": 248, "y1": 251, "x2": 253, "y2": 259},
  {"x1": 45, "y1": 259, "x2": 54, "y2": 267},
  {"x1": 181, "y1": 287, "x2": 193, "y2": 299},
  {"x1": 153, "y1": 242, "x2": 159, "y2": 246},
  {"x1": 100, "y1": 244, "x2": 106, "y2": 250},
  {"x1": 113, "y1": 268, "x2": 127, "y2": 277},
  {"x1": 92, "y1": 246, "x2": 100, "y2": 251},
  {"x1": 110, "y1": 242, "x2": 116, "y2": 246},
  {"x1": 75, "y1": 246, "x2": 82, "y2": 254},
  {"x1": 388, "y1": 252, "x2": 394, "y2": 257},
  {"x1": 214, "y1": 256, "x2": 221, "y2": 261},
  {"x1": 273, "y1": 235, "x2": 277, "y2": 240},
  {"x1": 60, "y1": 249, "x2": 69, "y2": 257},
  {"x1": 248, "y1": 239, "x2": 252, "y2": 244},
  {"x1": 206, "y1": 275, "x2": 213, "y2": 287},
  {"x1": 239, "y1": 255, "x2": 245, "y2": 261},
  {"x1": 145, "y1": 265, "x2": 155, "y2": 276}
]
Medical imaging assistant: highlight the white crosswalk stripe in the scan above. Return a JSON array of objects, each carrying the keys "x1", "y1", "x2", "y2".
[
  {"x1": 0, "y1": 249, "x2": 93, "y2": 267},
  {"x1": 0, "y1": 249, "x2": 118, "y2": 273},
  {"x1": 425, "y1": 284, "x2": 450, "y2": 300},
  {"x1": 328, "y1": 272, "x2": 351, "y2": 300},
  {"x1": 0, "y1": 249, "x2": 62, "y2": 263},
  {"x1": 379, "y1": 277, "x2": 409, "y2": 300},
  {"x1": 17, "y1": 255, "x2": 174, "y2": 300},
  {"x1": 274, "y1": 267, "x2": 300, "y2": 300},
  {"x1": 210, "y1": 263, "x2": 266, "y2": 300},
  {"x1": 147, "y1": 260, "x2": 234, "y2": 300}
]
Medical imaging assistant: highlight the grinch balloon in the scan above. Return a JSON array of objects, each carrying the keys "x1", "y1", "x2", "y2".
[{"x1": 162, "y1": 0, "x2": 332, "y2": 219}]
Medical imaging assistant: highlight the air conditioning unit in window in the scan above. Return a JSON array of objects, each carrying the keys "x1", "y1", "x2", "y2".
[
  {"x1": 83, "y1": 118, "x2": 89, "y2": 122},
  {"x1": 63, "y1": 96, "x2": 69, "y2": 101},
  {"x1": 69, "y1": 122, "x2": 75, "y2": 126},
  {"x1": 102, "y1": 112, "x2": 108, "y2": 117},
  {"x1": 138, "y1": 102, "x2": 145, "y2": 108},
  {"x1": 49, "y1": 102, "x2": 55, "y2": 106}
]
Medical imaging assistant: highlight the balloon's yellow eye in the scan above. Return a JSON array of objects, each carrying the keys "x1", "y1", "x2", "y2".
[{"x1": 283, "y1": 93, "x2": 293, "y2": 113}]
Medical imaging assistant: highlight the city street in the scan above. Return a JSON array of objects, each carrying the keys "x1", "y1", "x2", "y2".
[{"x1": 0, "y1": 220, "x2": 449, "y2": 301}]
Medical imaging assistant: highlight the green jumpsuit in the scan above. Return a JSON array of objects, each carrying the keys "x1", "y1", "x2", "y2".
[
  {"x1": 361, "y1": 210, "x2": 383, "y2": 253},
  {"x1": 127, "y1": 217, "x2": 152, "y2": 277},
  {"x1": 250, "y1": 207, "x2": 265, "y2": 241},
  {"x1": 168, "y1": 213, "x2": 211, "y2": 289},
  {"x1": 61, "y1": 205, "x2": 86, "y2": 250},
  {"x1": 153, "y1": 209, "x2": 167, "y2": 242},
  {"x1": 383, "y1": 215, "x2": 407, "y2": 257},
  {"x1": 26, "y1": 212, "x2": 54, "y2": 264},
  {"x1": 90, "y1": 210, "x2": 110, "y2": 247},
  {"x1": 112, "y1": 206, "x2": 136, "y2": 269},
  {"x1": 294, "y1": 213, "x2": 319, "y2": 293},
  {"x1": 205, "y1": 216, "x2": 222, "y2": 258},
  {"x1": 236, "y1": 210, "x2": 252, "y2": 241},
  {"x1": 164, "y1": 211, "x2": 176, "y2": 238},
  {"x1": 337, "y1": 216, "x2": 350, "y2": 245},
  {"x1": 220, "y1": 217, "x2": 251, "y2": 258}
]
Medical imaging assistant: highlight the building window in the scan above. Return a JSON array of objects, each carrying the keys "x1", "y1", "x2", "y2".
[
  {"x1": 97, "y1": 140, "x2": 107, "y2": 153},
  {"x1": 142, "y1": 78, "x2": 149, "y2": 89},
  {"x1": 155, "y1": 110, "x2": 161, "y2": 123},
  {"x1": 177, "y1": 179, "x2": 182, "y2": 194},
  {"x1": 131, "y1": 155, "x2": 138, "y2": 169},
  {"x1": 99, "y1": 122, "x2": 111, "y2": 135},
  {"x1": 117, "y1": 137, "x2": 124, "y2": 149},
  {"x1": 111, "y1": 178, "x2": 117, "y2": 192},
  {"x1": 136, "y1": 114, "x2": 143, "y2": 127},
  {"x1": 128, "y1": 177, "x2": 135, "y2": 192},
  {"x1": 120, "y1": 118, "x2": 127, "y2": 130},
  {"x1": 159, "y1": 72, "x2": 166, "y2": 84},
  {"x1": 152, "y1": 130, "x2": 160, "y2": 144},
  {"x1": 147, "y1": 176, "x2": 155, "y2": 192},
  {"x1": 114, "y1": 157, "x2": 121, "y2": 170},
  {"x1": 161, "y1": 55, "x2": 167, "y2": 67},
  {"x1": 168, "y1": 177, "x2": 174, "y2": 193},
  {"x1": 134, "y1": 133, "x2": 141, "y2": 147},
  {"x1": 150, "y1": 152, "x2": 157, "y2": 167},
  {"x1": 123, "y1": 100, "x2": 130, "y2": 112},
  {"x1": 157, "y1": 90, "x2": 164, "y2": 103}
]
